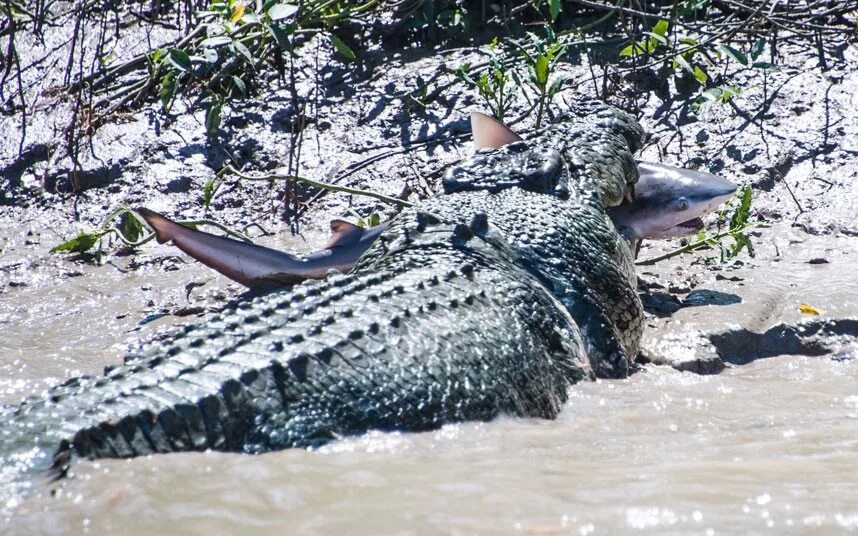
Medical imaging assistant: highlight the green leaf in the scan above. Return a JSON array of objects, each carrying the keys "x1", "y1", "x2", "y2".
[
  {"x1": 718, "y1": 44, "x2": 747, "y2": 66},
  {"x1": 202, "y1": 179, "x2": 216, "y2": 207},
  {"x1": 50, "y1": 230, "x2": 107, "y2": 254},
  {"x1": 548, "y1": 76, "x2": 566, "y2": 97},
  {"x1": 652, "y1": 18, "x2": 669, "y2": 37},
  {"x1": 751, "y1": 38, "x2": 766, "y2": 60},
  {"x1": 199, "y1": 48, "x2": 219, "y2": 64},
  {"x1": 730, "y1": 186, "x2": 752, "y2": 230},
  {"x1": 159, "y1": 71, "x2": 177, "y2": 114},
  {"x1": 117, "y1": 212, "x2": 143, "y2": 243},
  {"x1": 150, "y1": 48, "x2": 167, "y2": 65},
  {"x1": 232, "y1": 41, "x2": 253, "y2": 64},
  {"x1": 534, "y1": 55, "x2": 550, "y2": 86},
  {"x1": 673, "y1": 53, "x2": 694, "y2": 75},
  {"x1": 752, "y1": 61, "x2": 773, "y2": 69},
  {"x1": 206, "y1": 103, "x2": 222, "y2": 139},
  {"x1": 269, "y1": 24, "x2": 293, "y2": 50},
  {"x1": 619, "y1": 43, "x2": 646, "y2": 57},
  {"x1": 232, "y1": 75, "x2": 246, "y2": 96},
  {"x1": 268, "y1": 3, "x2": 298, "y2": 20},
  {"x1": 692, "y1": 65, "x2": 708, "y2": 85},
  {"x1": 455, "y1": 64, "x2": 475, "y2": 85},
  {"x1": 645, "y1": 31, "x2": 668, "y2": 45},
  {"x1": 368, "y1": 213, "x2": 381, "y2": 227},
  {"x1": 330, "y1": 35, "x2": 355, "y2": 60},
  {"x1": 168, "y1": 48, "x2": 192, "y2": 72},
  {"x1": 718, "y1": 85, "x2": 741, "y2": 102},
  {"x1": 548, "y1": 0, "x2": 561, "y2": 21}
]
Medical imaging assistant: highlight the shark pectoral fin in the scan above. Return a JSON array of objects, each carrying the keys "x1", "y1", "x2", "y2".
[
  {"x1": 136, "y1": 207, "x2": 180, "y2": 244},
  {"x1": 470, "y1": 111, "x2": 523, "y2": 149},
  {"x1": 325, "y1": 219, "x2": 364, "y2": 249}
]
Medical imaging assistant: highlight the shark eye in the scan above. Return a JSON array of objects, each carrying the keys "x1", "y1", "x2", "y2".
[{"x1": 678, "y1": 199, "x2": 689, "y2": 211}]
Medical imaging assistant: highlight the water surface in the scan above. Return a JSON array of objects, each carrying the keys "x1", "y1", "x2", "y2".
[{"x1": 6, "y1": 357, "x2": 858, "y2": 534}]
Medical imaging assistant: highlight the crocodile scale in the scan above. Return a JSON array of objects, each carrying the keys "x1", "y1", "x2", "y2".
[{"x1": 0, "y1": 100, "x2": 644, "y2": 495}]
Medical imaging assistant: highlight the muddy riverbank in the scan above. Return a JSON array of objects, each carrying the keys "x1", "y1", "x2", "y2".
[{"x1": 2, "y1": 3, "x2": 858, "y2": 532}]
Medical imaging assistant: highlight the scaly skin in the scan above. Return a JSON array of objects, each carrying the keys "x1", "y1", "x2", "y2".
[{"x1": 0, "y1": 100, "x2": 644, "y2": 501}]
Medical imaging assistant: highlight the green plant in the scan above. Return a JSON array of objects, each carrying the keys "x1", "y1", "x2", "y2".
[
  {"x1": 691, "y1": 39, "x2": 772, "y2": 112},
  {"x1": 50, "y1": 207, "x2": 254, "y2": 259},
  {"x1": 456, "y1": 38, "x2": 516, "y2": 121},
  {"x1": 709, "y1": 185, "x2": 755, "y2": 261},
  {"x1": 509, "y1": 26, "x2": 568, "y2": 128},
  {"x1": 619, "y1": 18, "x2": 671, "y2": 58},
  {"x1": 405, "y1": 0, "x2": 469, "y2": 42},
  {"x1": 620, "y1": 18, "x2": 775, "y2": 114}
]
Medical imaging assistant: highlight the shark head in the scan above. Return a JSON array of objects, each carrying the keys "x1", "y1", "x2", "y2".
[{"x1": 608, "y1": 161, "x2": 738, "y2": 240}]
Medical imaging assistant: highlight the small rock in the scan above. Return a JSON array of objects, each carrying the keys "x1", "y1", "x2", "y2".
[
  {"x1": 637, "y1": 275, "x2": 665, "y2": 290},
  {"x1": 8, "y1": 281, "x2": 27, "y2": 287},
  {"x1": 808, "y1": 257, "x2": 829, "y2": 264},
  {"x1": 668, "y1": 283, "x2": 691, "y2": 293}
]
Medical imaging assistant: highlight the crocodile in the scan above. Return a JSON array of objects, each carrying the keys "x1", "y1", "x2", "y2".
[{"x1": 2, "y1": 100, "x2": 648, "y2": 502}]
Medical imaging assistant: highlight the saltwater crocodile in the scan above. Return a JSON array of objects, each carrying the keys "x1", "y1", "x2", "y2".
[{"x1": 2, "y1": 100, "x2": 663, "y2": 499}]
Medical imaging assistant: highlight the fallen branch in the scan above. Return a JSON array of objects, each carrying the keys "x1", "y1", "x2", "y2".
[
  {"x1": 635, "y1": 228, "x2": 738, "y2": 265},
  {"x1": 217, "y1": 165, "x2": 414, "y2": 208}
]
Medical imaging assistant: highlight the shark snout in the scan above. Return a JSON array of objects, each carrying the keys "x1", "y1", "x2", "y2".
[{"x1": 700, "y1": 175, "x2": 739, "y2": 212}]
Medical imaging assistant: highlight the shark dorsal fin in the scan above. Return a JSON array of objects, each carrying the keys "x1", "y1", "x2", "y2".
[
  {"x1": 326, "y1": 219, "x2": 364, "y2": 249},
  {"x1": 471, "y1": 111, "x2": 523, "y2": 149}
]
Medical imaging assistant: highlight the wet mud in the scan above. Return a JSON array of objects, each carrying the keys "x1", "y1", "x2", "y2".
[{"x1": 1, "y1": 10, "x2": 857, "y2": 534}]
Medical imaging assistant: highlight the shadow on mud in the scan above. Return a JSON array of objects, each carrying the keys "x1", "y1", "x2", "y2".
[{"x1": 709, "y1": 318, "x2": 858, "y2": 364}]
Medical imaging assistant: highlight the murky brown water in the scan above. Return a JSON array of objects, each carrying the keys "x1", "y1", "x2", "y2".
[
  {"x1": 5, "y1": 358, "x2": 858, "y2": 535},
  {"x1": 3, "y1": 217, "x2": 858, "y2": 535}
]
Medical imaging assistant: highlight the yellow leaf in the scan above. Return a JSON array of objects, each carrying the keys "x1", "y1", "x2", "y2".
[
  {"x1": 799, "y1": 303, "x2": 821, "y2": 315},
  {"x1": 230, "y1": 3, "x2": 245, "y2": 23}
]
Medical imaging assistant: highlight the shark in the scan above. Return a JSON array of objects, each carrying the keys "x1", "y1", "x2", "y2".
[{"x1": 138, "y1": 112, "x2": 736, "y2": 289}]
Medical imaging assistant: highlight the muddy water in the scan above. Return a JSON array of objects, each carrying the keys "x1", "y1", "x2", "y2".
[{"x1": 5, "y1": 358, "x2": 857, "y2": 534}]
